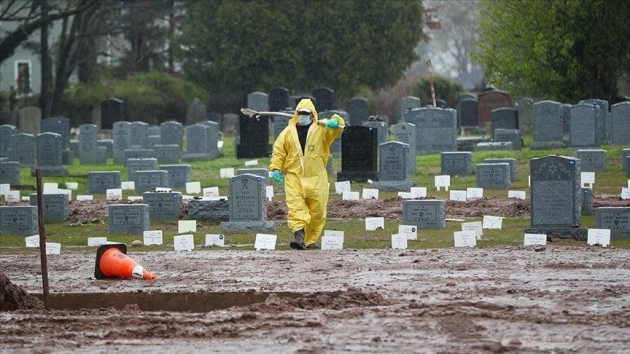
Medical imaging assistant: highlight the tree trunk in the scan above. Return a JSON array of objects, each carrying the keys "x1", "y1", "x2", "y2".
[{"x1": 39, "y1": 0, "x2": 53, "y2": 119}]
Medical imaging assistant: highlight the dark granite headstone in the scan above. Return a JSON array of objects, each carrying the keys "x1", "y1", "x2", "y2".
[
  {"x1": 34, "y1": 132, "x2": 67, "y2": 176},
  {"x1": 406, "y1": 108, "x2": 457, "y2": 154},
  {"x1": 311, "y1": 87, "x2": 335, "y2": 112},
  {"x1": 188, "y1": 199, "x2": 229, "y2": 222},
  {"x1": 269, "y1": 87, "x2": 290, "y2": 111},
  {"x1": 441, "y1": 152, "x2": 473, "y2": 176},
  {"x1": 476, "y1": 163, "x2": 510, "y2": 190},
  {"x1": 337, "y1": 126, "x2": 378, "y2": 182},
  {"x1": 159, "y1": 164, "x2": 191, "y2": 188},
  {"x1": 100, "y1": 98, "x2": 125, "y2": 130},
  {"x1": 134, "y1": 170, "x2": 169, "y2": 194},
  {"x1": 579, "y1": 98, "x2": 610, "y2": 144},
  {"x1": 622, "y1": 149, "x2": 630, "y2": 177},
  {"x1": 0, "y1": 206, "x2": 38, "y2": 235},
  {"x1": 0, "y1": 124, "x2": 17, "y2": 157},
  {"x1": 531, "y1": 100, "x2": 564, "y2": 149},
  {"x1": 596, "y1": 207, "x2": 630, "y2": 238},
  {"x1": 41, "y1": 117, "x2": 70, "y2": 149},
  {"x1": 373, "y1": 142, "x2": 415, "y2": 191},
  {"x1": 392, "y1": 123, "x2": 417, "y2": 175},
  {"x1": 10, "y1": 133, "x2": 35, "y2": 167},
  {"x1": 236, "y1": 114, "x2": 270, "y2": 158},
  {"x1": 220, "y1": 174, "x2": 274, "y2": 233},
  {"x1": 402, "y1": 200, "x2": 446, "y2": 229},
  {"x1": 29, "y1": 193, "x2": 70, "y2": 222},
  {"x1": 611, "y1": 102, "x2": 630, "y2": 145},
  {"x1": 581, "y1": 188, "x2": 593, "y2": 215},
  {"x1": 459, "y1": 98, "x2": 478, "y2": 127},
  {"x1": 108, "y1": 204, "x2": 149, "y2": 235},
  {"x1": 0, "y1": 161, "x2": 20, "y2": 185},
  {"x1": 570, "y1": 104, "x2": 600, "y2": 148},
  {"x1": 318, "y1": 110, "x2": 347, "y2": 157},
  {"x1": 113, "y1": 121, "x2": 132, "y2": 165},
  {"x1": 88, "y1": 171, "x2": 122, "y2": 194},
  {"x1": 79, "y1": 124, "x2": 99, "y2": 164},
  {"x1": 576, "y1": 149, "x2": 607, "y2": 172},
  {"x1": 347, "y1": 97, "x2": 369, "y2": 127},
  {"x1": 142, "y1": 192, "x2": 183, "y2": 221},
  {"x1": 491, "y1": 107, "x2": 519, "y2": 139},
  {"x1": 127, "y1": 158, "x2": 158, "y2": 181}
]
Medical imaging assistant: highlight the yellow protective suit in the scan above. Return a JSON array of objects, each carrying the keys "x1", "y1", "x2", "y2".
[{"x1": 269, "y1": 98, "x2": 344, "y2": 247}]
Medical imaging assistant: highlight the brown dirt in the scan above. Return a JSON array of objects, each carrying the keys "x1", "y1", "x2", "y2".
[{"x1": 0, "y1": 272, "x2": 45, "y2": 311}]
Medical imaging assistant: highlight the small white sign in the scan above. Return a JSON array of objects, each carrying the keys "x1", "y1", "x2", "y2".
[
  {"x1": 25, "y1": 235, "x2": 40, "y2": 248},
  {"x1": 203, "y1": 187, "x2": 220, "y2": 197},
  {"x1": 621, "y1": 187, "x2": 630, "y2": 200},
  {"x1": 218, "y1": 141, "x2": 224, "y2": 149},
  {"x1": 508, "y1": 190, "x2": 526, "y2": 200},
  {"x1": 182, "y1": 195, "x2": 194, "y2": 201},
  {"x1": 45, "y1": 242, "x2": 61, "y2": 255},
  {"x1": 449, "y1": 190, "x2": 467, "y2": 202},
  {"x1": 127, "y1": 196, "x2": 143, "y2": 201},
  {"x1": 76, "y1": 195, "x2": 93, "y2": 201},
  {"x1": 155, "y1": 187, "x2": 172, "y2": 193},
  {"x1": 391, "y1": 234, "x2": 408, "y2": 249},
  {"x1": 43, "y1": 182, "x2": 58, "y2": 193},
  {"x1": 65, "y1": 182, "x2": 79, "y2": 190},
  {"x1": 220, "y1": 168, "x2": 235, "y2": 178},
  {"x1": 528, "y1": 175, "x2": 531, "y2": 187},
  {"x1": 410, "y1": 187, "x2": 427, "y2": 198},
  {"x1": 581, "y1": 172, "x2": 595, "y2": 188},
  {"x1": 178, "y1": 220, "x2": 197, "y2": 233},
  {"x1": 587, "y1": 228, "x2": 611, "y2": 247},
  {"x1": 462, "y1": 221, "x2": 483, "y2": 240},
  {"x1": 321, "y1": 233, "x2": 344, "y2": 250},
  {"x1": 87, "y1": 237, "x2": 107, "y2": 247},
  {"x1": 5, "y1": 190, "x2": 20, "y2": 202},
  {"x1": 254, "y1": 233, "x2": 277, "y2": 250},
  {"x1": 398, "y1": 192, "x2": 414, "y2": 199},
  {"x1": 174, "y1": 234, "x2": 194, "y2": 251},
  {"x1": 121, "y1": 181, "x2": 135, "y2": 190},
  {"x1": 205, "y1": 234, "x2": 225, "y2": 247},
  {"x1": 523, "y1": 233, "x2": 547, "y2": 246},
  {"x1": 335, "y1": 181, "x2": 351, "y2": 194},
  {"x1": 454, "y1": 230, "x2": 477, "y2": 247},
  {"x1": 244, "y1": 159, "x2": 258, "y2": 166},
  {"x1": 483, "y1": 215, "x2": 503, "y2": 229},
  {"x1": 342, "y1": 191, "x2": 360, "y2": 200},
  {"x1": 362, "y1": 188, "x2": 379, "y2": 200},
  {"x1": 0, "y1": 183, "x2": 9, "y2": 195},
  {"x1": 466, "y1": 188, "x2": 484, "y2": 199},
  {"x1": 365, "y1": 217, "x2": 385, "y2": 231},
  {"x1": 106, "y1": 188, "x2": 123, "y2": 200},
  {"x1": 628, "y1": 180, "x2": 630, "y2": 188},
  {"x1": 21, "y1": 196, "x2": 30, "y2": 201},
  {"x1": 434, "y1": 175, "x2": 450, "y2": 191},
  {"x1": 143, "y1": 230, "x2": 163, "y2": 245},
  {"x1": 186, "y1": 182, "x2": 201, "y2": 194},
  {"x1": 266, "y1": 185, "x2": 274, "y2": 201},
  {"x1": 398, "y1": 225, "x2": 417, "y2": 240}
]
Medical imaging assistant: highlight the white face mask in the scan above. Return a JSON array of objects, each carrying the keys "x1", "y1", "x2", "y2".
[{"x1": 297, "y1": 115, "x2": 311, "y2": 126}]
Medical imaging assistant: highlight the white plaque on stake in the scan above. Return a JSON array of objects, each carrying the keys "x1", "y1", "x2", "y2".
[
  {"x1": 21, "y1": 196, "x2": 29, "y2": 201},
  {"x1": 466, "y1": 188, "x2": 484, "y2": 199},
  {"x1": 121, "y1": 181, "x2": 135, "y2": 190},
  {"x1": 628, "y1": 180, "x2": 630, "y2": 188},
  {"x1": 362, "y1": 188, "x2": 379, "y2": 200},
  {"x1": 462, "y1": 221, "x2": 483, "y2": 240},
  {"x1": 365, "y1": 217, "x2": 385, "y2": 231},
  {"x1": 186, "y1": 182, "x2": 201, "y2": 194},
  {"x1": 391, "y1": 234, "x2": 408, "y2": 249},
  {"x1": 43, "y1": 182, "x2": 58, "y2": 193},
  {"x1": 143, "y1": 230, "x2": 163, "y2": 245},
  {"x1": 483, "y1": 215, "x2": 503, "y2": 229},
  {"x1": 127, "y1": 196, "x2": 142, "y2": 201},
  {"x1": 178, "y1": 220, "x2": 197, "y2": 233},
  {"x1": 244, "y1": 159, "x2": 258, "y2": 166},
  {"x1": 217, "y1": 141, "x2": 224, "y2": 149},
  {"x1": 335, "y1": 181, "x2": 351, "y2": 194},
  {"x1": 25, "y1": 235, "x2": 39, "y2": 248},
  {"x1": 87, "y1": 237, "x2": 108, "y2": 247},
  {"x1": 254, "y1": 233, "x2": 277, "y2": 250},
  {"x1": 76, "y1": 195, "x2": 93, "y2": 201},
  {"x1": 321, "y1": 233, "x2": 344, "y2": 250},
  {"x1": 508, "y1": 190, "x2": 526, "y2": 200},
  {"x1": 621, "y1": 188, "x2": 630, "y2": 200},
  {"x1": 523, "y1": 233, "x2": 547, "y2": 246},
  {"x1": 203, "y1": 187, "x2": 220, "y2": 197},
  {"x1": 449, "y1": 190, "x2": 467, "y2": 202},
  {"x1": 587, "y1": 229, "x2": 611, "y2": 247},
  {"x1": 106, "y1": 188, "x2": 123, "y2": 200},
  {"x1": 434, "y1": 175, "x2": 450, "y2": 191},
  {"x1": 174, "y1": 234, "x2": 194, "y2": 251},
  {"x1": 205, "y1": 234, "x2": 225, "y2": 247},
  {"x1": 581, "y1": 172, "x2": 595, "y2": 188},
  {"x1": 266, "y1": 185, "x2": 274, "y2": 201},
  {"x1": 410, "y1": 187, "x2": 427, "y2": 198},
  {"x1": 398, "y1": 225, "x2": 417, "y2": 240},
  {"x1": 45, "y1": 242, "x2": 61, "y2": 255},
  {"x1": 0, "y1": 183, "x2": 9, "y2": 195},
  {"x1": 5, "y1": 190, "x2": 20, "y2": 202},
  {"x1": 342, "y1": 191, "x2": 359, "y2": 200},
  {"x1": 454, "y1": 231, "x2": 477, "y2": 247},
  {"x1": 65, "y1": 182, "x2": 79, "y2": 190},
  {"x1": 220, "y1": 168, "x2": 235, "y2": 178}
]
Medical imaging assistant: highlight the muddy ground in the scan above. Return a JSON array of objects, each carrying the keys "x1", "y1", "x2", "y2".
[{"x1": 2, "y1": 196, "x2": 630, "y2": 353}]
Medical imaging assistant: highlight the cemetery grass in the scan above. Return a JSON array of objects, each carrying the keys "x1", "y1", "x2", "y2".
[{"x1": 2, "y1": 137, "x2": 630, "y2": 251}]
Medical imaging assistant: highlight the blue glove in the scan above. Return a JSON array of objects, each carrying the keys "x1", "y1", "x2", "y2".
[
  {"x1": 272, "y1": 170, "x2": 284, "y2": 185},
  {"x1": 325, "y1": 118, "x2": 339, "y2": 129}
]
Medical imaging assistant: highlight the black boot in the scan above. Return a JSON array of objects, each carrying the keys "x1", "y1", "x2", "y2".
[{"x1": 290, "y1": 229, "x2": 306, "y2": 250}]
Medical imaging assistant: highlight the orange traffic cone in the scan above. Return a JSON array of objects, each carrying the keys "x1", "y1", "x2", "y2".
[{"x1": 94, "y1": 243, "x2": 155, "y2": 280}]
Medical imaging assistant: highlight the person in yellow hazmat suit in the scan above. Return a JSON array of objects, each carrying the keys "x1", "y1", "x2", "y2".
[{"x1": 269, "y1": 98, "x2": 345, "y2": 250}]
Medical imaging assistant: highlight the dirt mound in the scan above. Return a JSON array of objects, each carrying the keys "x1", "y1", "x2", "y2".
[
  {"x1": 0, "y1": 272, "x2": 45, "y2": 311},
  {"x1": 248, "y1": 287, "x2": 390, "y2": 312}
]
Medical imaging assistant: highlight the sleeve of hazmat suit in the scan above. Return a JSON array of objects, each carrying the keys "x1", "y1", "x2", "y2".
[{"x1": 269, "y1": 98, "x2": 344, "y2": 247}]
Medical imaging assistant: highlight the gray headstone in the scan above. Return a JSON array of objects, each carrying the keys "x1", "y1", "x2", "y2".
[
  {"x1": 188, "y1": 199, "x2": 229, "y2": 222},
  {"x1": 97, "y1": 140, "x2": 114, "y2": 159},
  {"x1": 581, "y1": 188, "x2": 593, "y2": 215},
  {"x1": 29, "y1": 193, "x2": 70, "y2": 222},
  {"x1": 531, "y1": 100, "x2": 565, "y2": 149},
  {"x1": 41, "y1": 117, "x2": 70, "y2": 149},
  {"x1": 159, "y1": 164, "x2": 191, "y2": 188},
  {"x1": 18, "y1": 106, "x2": 41, "y2": 135},
  {"x1": 134, "y1": 170, "x2": 169, "y2": 194},
  {"x1": 142, "y1": 192, "x2": 183, "y2": 221},
  {"x1": 153, "y1": 144, "x2": 181, "y2": 164},
  {"x1": 108, "y1": 204, "x2": 150, "y2": 235},
  {"x1": 526, "y1": 155, "x2": 585, "y2": 239},
  {"x1": 10, "y1": 133, "x2": 35, "y2": 167},
  {"x1": 441, "y1": 152, "x2": 473, "y2": 176},
  {"x1": 69, "y1": 140, "x2": 80, "y2": 158},
  {"x1": 570, "y1": 104, "x2": 601, "y2": 148},
  {"x1": 62, "y1": 149, "x2": 74, "y2": 166},
  {"x1": 97, "y1": 146, "x2": 108, "y2": 164},
  {"x1": 268, "y1": 87, "x2": 290, "y2": 112},
  {"x1": 200, "y1": 120, "x2": 220, "y2": 156},
  {"x1": 147, "y1": 135, "x2": 161, "y2": 149},
  {"x1": 459, "y1": 98, "x2": 478, "y2": 127},
  {"x1": 100, "y1": 98, "x2": 125, "y2": 130},
  {"x1": 0, "y1": 206, "x2": 38, "y2": 236},
  {"x1": 34, "y1": 132, "x2": 68, "y2": 176},
  {"x1": 130, "y1": 121, "x2": 149, "y2": 149},
  {"x1": 247, "y1": 92, "x2": 269, "y2": 112},
  {"x1": 126, "y1": 158, "x2": 158, "y2": 181},
  {"x1": 392, "y1": 123, "x2": 417, "y2": 175},
  {"x1": 311, "y1": 87, "x2": 335, "y2": 112},
  {"x1": 576, "y1": 149, "x2": 607, "y2": 172},
  {"x1": 337, "y1": 126, "x2": 378, "y2": 182},
  {"x1": 611, "y1": 102, "x2": 630, "y2": 145},
  {"x1": 596, "y1": 207, "x2": 630, "y2": 239},
  {"x1": 236, "y1": 168, "x2": 269, "y2": 185},
  {"x1": 515, "y1": 97, "x2": 534, "y2": 133},
  {"x1": 406, "y1": 108, "x2": 457, "y2": 154},
  {"x1": 113, "y1": 121, "x2": 132, "y2": 165},
  {"x1": 622, "y1": 149, "x2": 630, "y2": 176},
  {"x1": 362, "y1": 121, "x2": 388, "y2": 147},
  {"x1": 182, "y1": 124, "x2": 211, "y2": 160},
  {"x1": 79, "y1": 124, "x2": 99, "y2": 164},
  {"x1": 476, "y1": 163, "x2": 511, "y2": 189},
  {"x1": 580, "y1": 99, "x2": 610, "y2": 144},
  {"x1": 491, "y1": 107, "x2": 519, "y2": 138},
  {"x1": 222, "y1": 113, "x2": 239, "y2": 135},
  {"x1": 160, "y1": 121, "x2": 183, "y2": 148},
  {"x1": 88, "y1": 171, "x2": 122, "y2": 194},
  {"x1": 483, "y1": 158, "x2": 517, "y2": 181},
  {"x1": 272, "y1": 114, "x2": 291, "y2": 140},
  {"x1": 347, "y1": 97, "x2": 369, "y2": 126},
  {"x1": 185, "y1": 98, "x2": 207, "y2": 125},
  {"x1": 493, "y1": 129, "x2": 522, "y2": 150},
  {"x1": 477, "y1": 90, "x2": 512, "y2": 128},
  {"x1": 0, "y1": 124, "x2": 17, "y2": 157},
  {"x1": 402, "y1": 200, "x2": 446, "y2": 229},
  {"x1": 373, "y1": 142, "x2": 416, "y2": 191},
  {"x1": 398, "y1": 96, "x2": 422, "y2": 123},
  {"x1": 122, "y1": 148, "x2": 152, "y2": 166},
  {"x1": 220, "y1": 174, "x2": 274, "y2": 233},
  {"x1": 0, "y1": 161, "x2": 20, "y2": 185},
  {"x1": 147, "y1": 126, "x2": 161, "y2": 136}
]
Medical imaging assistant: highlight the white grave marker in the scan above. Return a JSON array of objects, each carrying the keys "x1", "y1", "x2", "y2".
[
  {"x1": 186, "y1": 182, "x2": 201, "y2": 194},
  {"x1": 587, "y1": 229, "x2": 611, "y2": 247},
  {"x1": 621, "y1": 188, "x2": 630, "y2": 200},
  {"x1": 21, "y1": 196, "x2": 30, "y2": 201},
  {"x1": 203, "y1": 187, "x2": 220, "y2": 197},
  {"x1": 362, "y1": 188, "x2": 379, "y2": 200},
  {"x1": 65, "y1": 182, "x2": 79, "y2": 190},
  {"x1": 449, "y1": 190, "x2": 467, "y2": 202},
  {"x1": 466, "y1": 188, "x2": 484, "y2": 199},
  {"x1": 143, "y1": 230, "x2": 163, "y2": 245},
  {"x1": 254, "y1": 233, "x2": 277, "y2": 250},
  {"x1": 174, "y1": 234, "x2": 194, "y2": 251},
  {"x1": 25, "y1": 235, "x2": 39, "y2": 248},
  {"x1": 523, "y1": 233, "x2": 547, "y2": 246},
  {"x1": 434, "y1": 175, "x2": 451, "y2": 191},
  {"x1": 76, "y1": 195, "x2": 93, "y2": 201},
  {"x1": 391, "y1": 234, "x2": 408, "y2": 249},
  {"x1": 266, "y1": 185, "x2": 274, "y2": 201},
  {"x1": 454, "y1": 231, "x2": 477, "y2": 247},
  {"x1": 0, "y1": 183, "x2": 9, "y2": 195},
  {"x1": 342, "y1": 191, "x2": 359, "y2": 200},
  {"x1": 365, "y1": 217, "x2": 385, "y2": 231},
  {"x1": 581, "y1": 172, "x2": 595, "y2": 188},
  {"x1": 45, "y1": 242, "x2": 61, "y2": 255},
  {"x1": 5, "y1": 190, "x2": 19, "y2": 202},
  {"x1": 508, "y1": 190, "x2": 526, "y2": 200},
  {"x1": 410, "y1": 187, "x2": 427, "y2": 198},
  {"x1": 461, "y1": 221, "x2": 483, "y2": 240},
  {"x1": 483, "y1": 215, "x2": 503, "y2": 229},
  {"x1": 127, "y1": 196, "x2": 143, "y2": 201},
  {"x1": 87, "y1": 237, "x2": 108, "y2": 247},
  {"x1": 106, "y1": 188, "x2": 123, "y2": 200},
  {"x1": 398, "y1": 225, "x2": 417, "y2": 240},
  {"x1": 217, "y1": 141, "x2": 224, "y2": 149},
  {"x1": 220, "y1": 168, "x2": 235, "y2": 178},
  {"x1": 43, "y1": 182, "x2": 58, "y2": 193},
  {"x1": 178, "y1": 220, "x2": 197, "y2": 233},
  {"x1": 321, "y1": 230, "x2": 344, "y2": 250},
  {"x1": 121, "y1": 181, "x2": 135, "y2": 190},
  {"x1": 335, "y1": 181, "x2": 351, "y2": 194},
  {"x1": 244, "y1": 159, "x2": 258, "y2": 166},
  {"x1": 205, "y1": 234, "x2": 225, "y2": 247}
]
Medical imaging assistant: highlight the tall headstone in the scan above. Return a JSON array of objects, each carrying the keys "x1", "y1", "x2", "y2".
[
  {"x1": 185, "y1": 98, "x2": 207, "y2": 125},
  {"x1": 580, "y1": 99, "x2": 610, "y2": 144},
  {"x1": 88, "y1": 171, "x2": 122, "y2": 194},
  {"x1": 10, "y1": 133, "x2": 35, "y2": 167},
  {"x1": 596, "y1": 207, "x2": 630, "y2": 239},
  {"x1": 515, "y1": 97, "x2": 535, "y2": 133},
  {"x1": 182, "y1": 124, "x2": 211, "y2": 161},
  {"x1": 459, "y1": 98, "x2": 478, "y2": 127},
  {"x1": 108, "y1": 204, "x2": 150, "y2": 235},
  {"x1": 362, "y1": 121, "x2": 388, "y2": 147},
  {"x1": 477, "y1": 90, "x2": 512, "y2": 128},
  {"x1": 0, "y1": 161, "x2": 20, "y2": 185},
  {"x1": 531, "y1": 100, "x2": 565, "y2": 149},
  {"x1": 337, "y1": 126, "x2": 378, "y2": 182},
  {"x1": 160, "y1": 121, "x2": 183, "y2": 148},
  {"x1": 491, "y1": 107, "x2": 519, "y2": 139},
  {"x1": 0, "y1": 124, "x2": 17, "y2": 157},
  {"x1": 142, "y1": 192, "x2": 183, "y2": 221},
  {"x1": 611, "y1": 102, "x2": 630, "y2": 145},
  {"x1": 526, "y1": 155, "x2": 585, "y2": 240},
  {"x1": 476, "y1": 163, "x2": 511, "y2": 189},
  {"x1": 79, "y1": 124, "x2": 99, "y2": 164},
  {"x1": 373, "y1": 142, "x2": 415, "y2": 191},
  {"x1": 347, "y1": 97, "x2": 369, "y2": 127},
  {"x1": 402, "y1": 200, "x2": 446, "y2": 229},
  {"x1": 392, "y1": 123, "x2": 417, "y2": 175},
  {"x1": 130, "y1": 121, "x2": 149, "y2": 149},
  {"x1": 397, "y1": 96, "x2": 421, "y2": 123},
  {"x1": 18, "y1": 106, "x2": 41, "y2": 135},
  {"x1": 406, "y1": 107, "x2": 457, "y2": 154},
  {"x1": 570, "y1": 104, "x2": 600, "y2": 148},
  {"x1": 268, "y1": 87, "x2": 290, "y2": 111},
  {"x1": 33, "y1": 132, "x2": 68, "y2": 176},
  {"x1": 622, "y1": 149, "x2": 630, "y2": 177},
  {"x1": 311, "y1": 87, "x2": 335, "y2": 112},
  {"x1": 159, "y1": 164, "x2": 191, "y2": 188},
  {"x1": 200, "y1": 120, "x2": 221, "y2": 159},
  {"x1": 0, "y1": 206, "x2": 38, "y2": 236},
  {"x1": 112, "y1": 121, "x2": 132, "y2": 165},
  {"x1": 272, "y1": 113, "x2": 291, "y2": 140},
  {"x1": 100, "y1": 98, "x2": 125, "y2": 130},
  {"x1": 576, "y1": 149, "x2": 607, "y2": 172},
  {"x1": 41, "y1": 117, "x2": 70, "y2": 149},
  {"x1": 236, "y1": 114, "x2": 270, "y2": 158},
  {"x1": 441, "y1": 152, "x2": 473, "y2": 176},
  {"x1": 29, "y1": 193, "x2": 70, "y2": 222},
  {"x1": 220, "y1": 174, "x2": 275, "y2": 233}
]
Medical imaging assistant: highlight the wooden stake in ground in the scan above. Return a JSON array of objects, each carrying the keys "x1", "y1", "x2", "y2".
[
  {"x1": 36, "y1": 169, "x2": 51, "y2": 310},
  {"x1": 428, "y1": 60, "x2": 437, "y2": 107}
]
